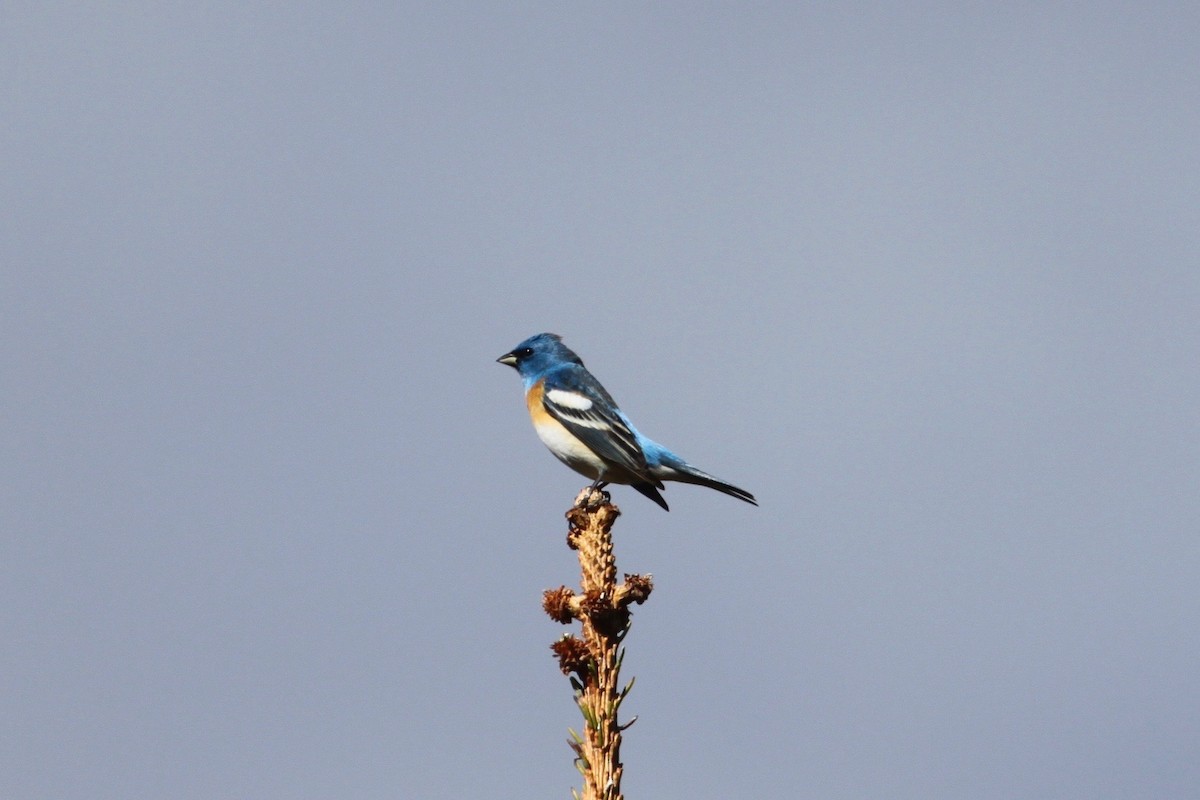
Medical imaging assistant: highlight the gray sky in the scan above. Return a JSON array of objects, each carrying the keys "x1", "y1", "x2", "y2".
[{"x1": 3, "y1": 4, "x2": 1198, "y2": 798}]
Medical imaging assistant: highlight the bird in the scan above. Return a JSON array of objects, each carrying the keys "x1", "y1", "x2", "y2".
[{"x1": 497, "y1": 332, "x2": 756, "y2": 511}]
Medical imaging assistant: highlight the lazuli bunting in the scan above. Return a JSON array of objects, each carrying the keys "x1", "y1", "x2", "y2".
[{"x1": 497, "y1": 333, "x2": 756, "y2": 511}]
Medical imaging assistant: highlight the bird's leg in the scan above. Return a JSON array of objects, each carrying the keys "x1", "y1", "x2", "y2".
[{"x1": 577, "y1": 478, "x2": 609, "y2": 509}]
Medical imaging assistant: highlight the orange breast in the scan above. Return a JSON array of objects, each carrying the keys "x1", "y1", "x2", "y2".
[{"x1": 526, "y1": 378, "x2": 552, "y2": 424}]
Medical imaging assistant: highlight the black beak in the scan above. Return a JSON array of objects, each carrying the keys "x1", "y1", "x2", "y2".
[{"x1": 496, "y1": 351, "x2": 518, "y2": 368}]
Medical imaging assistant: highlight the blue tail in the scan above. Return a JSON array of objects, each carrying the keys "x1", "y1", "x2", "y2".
[{"x1": 643, "y1": 442, "x2": 757, "y2": 507}]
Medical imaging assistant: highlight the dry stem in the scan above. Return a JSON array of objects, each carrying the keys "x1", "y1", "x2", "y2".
[{"x1": 543, "y1": 487, "x2": 653, "y2": 800}]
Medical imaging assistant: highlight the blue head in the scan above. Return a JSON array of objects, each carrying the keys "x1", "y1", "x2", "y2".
[{"x1": 497, "y1": 332, "x2": 583, "y2": 386}]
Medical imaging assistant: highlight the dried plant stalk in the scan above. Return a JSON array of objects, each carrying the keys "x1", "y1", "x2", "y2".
[{"x1": 543, "y1": 487, "x2": 653, "y2": 800}]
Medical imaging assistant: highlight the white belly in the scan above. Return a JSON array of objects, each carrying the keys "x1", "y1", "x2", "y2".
[{"x1": 534, "y1": 417, "x2": 606, "y2": 479}]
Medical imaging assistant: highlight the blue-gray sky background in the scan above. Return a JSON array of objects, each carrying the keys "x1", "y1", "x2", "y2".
[{"x1": 3, "y1": 4, "x2": 1197, "y2": 798}]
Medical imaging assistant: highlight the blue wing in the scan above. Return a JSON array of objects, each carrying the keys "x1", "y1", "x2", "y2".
[{"x1": 540, "y1": 366, "x2": 658, "y2": 483}]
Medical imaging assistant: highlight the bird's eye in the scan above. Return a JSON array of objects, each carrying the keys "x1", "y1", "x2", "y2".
[{"x1": 517, "y1": 347, "x2": 534, "y2": 358}]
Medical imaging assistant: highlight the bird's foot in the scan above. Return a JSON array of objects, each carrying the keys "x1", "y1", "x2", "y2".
[{"x1": 575, "y1": 483, "x2": 610, "y2": 509}]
